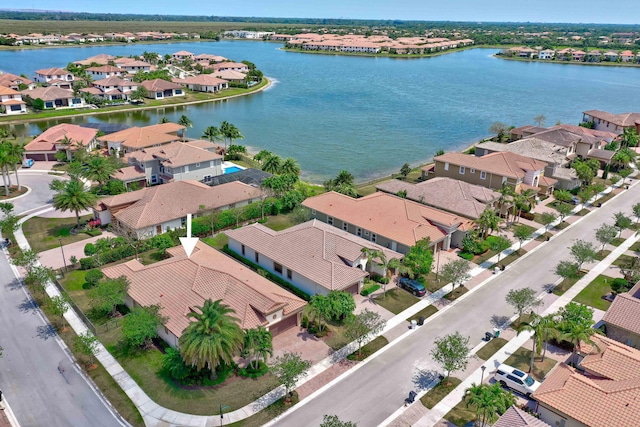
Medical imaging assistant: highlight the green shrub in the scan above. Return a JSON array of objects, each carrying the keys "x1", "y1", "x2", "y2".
[
  {"x1": 611, "y1": 278, "x2": 631, "y2": 294},
  {"x1": 238, "y1": 361, "x2": 269, "y2": 378},
  {"x1": 459, "y1": 252, "x2": 475, "y2": 261},
  {"x1": 372, "y1": 276, "x2": 390, "y2": 284},
  {"x1": 84, "y1": 243, "x2": 96, "y2": 256},
  {"x1": 360, "y1": 284, "x2": 381, "y2": 296},
  {"x1": 84, "y1": 269, "x2": 104, "y2": 287},
  {"x1": 84, "y1": 229, "x2": 102, "y2": 237}
]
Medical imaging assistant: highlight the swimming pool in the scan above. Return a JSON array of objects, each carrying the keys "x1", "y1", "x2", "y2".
[{"x1": 224, "y1": 166, "x2": 243, "y2": 174}]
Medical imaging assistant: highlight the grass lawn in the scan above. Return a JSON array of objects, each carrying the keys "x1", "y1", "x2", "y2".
[
  {"x1": 347, "y1": 336, "x2": 389, "y2": 361},
  {"x1": 22, "y1": 214, "x2": 94, "y2": 252},
  {"x1": 261, "y1": 214, "x2": 300, "y2": 231},
  {"x1": 374, "y1": 288, "x2": 419, "y2": 314},
  {"x1": 595, "y1": 250, "x2": 612, "y2": 261},
  {"x1": 474, "y1": 248, "x2": 498, "y2": 265},
  {"x1": 555, "y1": 221, "x2": 570, "y2": 230},
  {"x1": 202, "y1": 233, "x2": 228, "y2": 249},
  {"x1": 503, "y1": 347, "x2": 558, "y2": 381},
  {"x1": 596, "y1": 192, "x2": 617, "y2": 205},
  {"x1": 630, "y1": 241, "x2": 640, "y2": 252},
  {"x1": 535, "y1": 231, "x2": 553, "y2": 242},
  {"x1": 476, "y1": 338, "x2": 509, "y2": 361},
  {"x1": 422, "y1": 272, "x2": 445, "y2": 293},
  {"x1": 445, "y1": 286, "x2": 468, "y2": 301},
  {"x1": 407, "y1": 305, "x2": 438, "y2": 323},
  {"x1": 499, "y1": 249, "x2": 526, "y2": 267},
  {"x1": 573, "y1": 274, "x2": 614, "y2": 311},
  {"x1": 610, "y1": 237, "x2": 626, "y2": 247},
  {"x1": 577, "y1": 208, "x2": 590, "y2": 216},
  {"x1": 100, "y1": 327, "x2": 280, "y2": 415},
  {"x1": 553, "y1": 274, "x2": 582, "y2": 296},
  {"x1": 445, "y1": 398, "x2": 478, "y2": 427},
  {"x1": 420, "y1": 377, "x2": 462, "y2": 409},
  {"x1": 613, "y1": 253, "x2": 635, "y2": 266}
]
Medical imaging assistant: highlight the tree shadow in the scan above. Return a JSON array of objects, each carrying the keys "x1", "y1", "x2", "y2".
[
  {"x1": 543, "y1": 283, "x2": 556, "y2": 293},
  {"x1": 412, "y1": 368, "x2": 441, "y2": 391},
  {"x1": 36, "y1": 324, "x2": 57, "y2": 340},
  {"x1": 490, "y1": 315, "x2": 511, "y2": 328},
  {"x1": 18, "y1": 297, "x2": 39, "y2": 314},
  {"x1": 6, "y1": 277, "x2": 23, "y2": 291}
]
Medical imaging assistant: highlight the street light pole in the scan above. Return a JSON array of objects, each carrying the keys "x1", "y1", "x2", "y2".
[
  {"x1": 58, "y1": 238, "x2": 67, "y2": 274},
  {"x1": 218, "y1": 403, "x2": 230, "y2": 426},
  {"x1": 481, "y1": 365, "x2": 486, "y2": 384}
]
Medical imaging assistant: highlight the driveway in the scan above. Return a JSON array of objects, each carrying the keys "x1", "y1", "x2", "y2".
[
  {"x1": 8, "y1": 171, "x2": 65, "y2": 216},
  {"x1": 272, "y1": 182, "x2": 640, "y2": 427}
]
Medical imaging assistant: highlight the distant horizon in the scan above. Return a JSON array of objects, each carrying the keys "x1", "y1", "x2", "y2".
[{"x1": 2, "y1": 1, "x2": 640, "y2": 25}]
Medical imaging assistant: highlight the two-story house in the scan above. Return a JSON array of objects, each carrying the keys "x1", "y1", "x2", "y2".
[
  {"x1": 0, "y1": 86, "x2": 27, "y2": 115},
  {"x1": 116, "y1": 60, "x2": 152, "y2": 74},
  {"x1": 33, "y1": 67, "x2": 74, "y2": 84},
  {"x1": 582, "y1": 110, "x2": 640, "y2": 134},
  {"x1": 172, "y1": 50, "x2": 195, "y2": 62},
  {"x1": 428, "y1": 151, "x2": 556, "y2": 195},
  {"x1": 0, "y1": 72, "x2": 35, "y2": 91},
  {"x1": 85, "y1": 65, "x2": 125, "y2": 80},
  {"x1": 90, "y1": 77, "x2": 139, "y2": 101},
  {"x1": 114, "y1": 140, "x2": 223, "y2": 186},
  {"x1": 97, "y1": 122, "x2": 184, "y2": 156},
  {"x1": 302, "y1": 191, "x2": 472, "y2": 254}
]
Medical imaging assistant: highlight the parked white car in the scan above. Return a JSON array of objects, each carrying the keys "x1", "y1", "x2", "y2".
[{"x1": 494, "y1": 364, "x2": 541, "y2": 396}]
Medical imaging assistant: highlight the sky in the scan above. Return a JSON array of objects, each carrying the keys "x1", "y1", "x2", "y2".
[{"x1": 13, "y1": 0, "x2": 640, "y2": 24}]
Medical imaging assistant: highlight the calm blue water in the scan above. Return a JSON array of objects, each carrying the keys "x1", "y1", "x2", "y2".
[
  {"x1": 224, "y1": 166, "x2": 243, "y2": 174},
  {"x1": 2, "y1": 41, "x2": 640, "y2": 183}
]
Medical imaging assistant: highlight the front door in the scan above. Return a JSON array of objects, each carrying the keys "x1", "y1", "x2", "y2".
[{"x1": 156, "y1": 225, "x2": 162, "y2": 234}]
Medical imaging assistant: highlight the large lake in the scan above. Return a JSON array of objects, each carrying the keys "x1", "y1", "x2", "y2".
[{"x1": 2, "y1": 41, "x2": 640, "y2": 182}]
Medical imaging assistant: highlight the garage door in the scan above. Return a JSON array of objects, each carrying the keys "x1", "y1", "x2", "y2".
[
  {"x1": 344, "y1": 282, "x2": 360, "y2": 295},
  {"x1": 25, "y1": 153, "x2": 49, "y2": 161},
  {"x1": 269, "y1": 314, "x2": 298, "y2": 336}
]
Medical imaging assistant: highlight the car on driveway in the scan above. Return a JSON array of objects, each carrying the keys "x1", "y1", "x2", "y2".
[
  {"x1": 494, "y1": 363, "x2": 541, "y2": 397},
  {"x1": 398, "y1": 277, "x2": 427, "y2": 297}
]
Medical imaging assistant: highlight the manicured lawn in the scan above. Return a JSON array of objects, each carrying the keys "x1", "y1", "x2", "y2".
[
  {"x1": 100, "y1": 327, "x2": 280, "y2": 415},
  {"x1": 261, "y1": 214, "x2": 300, "y2": 231},
  {"x1": 499, "y1": 249, "x2": 526, "y2": 267},
  {"x1": 535, "y1": 231, "x2": 553, "y2": 242},
  {"x1": 596, "y1": 191, "x2": 617, "y2": 205},
  {"x1": 577, "y1": 208, "x2": 590, "y2": 216},
  {"x1": 473, "y1": 248, "x2": 498, "y2": 265},
  {"x1": 22, "y1": 214, "x2": 94, "y2": 252},
  {"x1": 202, "y1": 233, "x2": 228, "y2": 249},
  {"x1": 59, "y1": 269, "x2": 87, "y2": 291},
  {"x1": 420, "y1": 377, "x2": 462, "y2": 409},
  {"x1": 423, "y1": 272, "x2": 445, "y2": 293},
  {"x1": 374, "y1": 288, "x2": 419, "y2": 314},
  {"x1": 445, "y1": 398, "x2": 478, "y2": 427},
  {"x1": 630, "y1": 241, "x2": 640, "y2": 252},
  {"x1": 613, "y1": 253, "x2": 635, "y2": 266},
  {"x1": 610, "y1": 237, "x2": 626, "y2": 247},
  {"x1": 476, "y1": 337, "x2": 509, "y2": 361},
  {"x1": 595, "y1": 250, "x2": 612, "y2": 261},
  {"x1": 445, "y1": 286, "x2": 468, "y2": 301},
  {"x1": 573, "y1": 274, "x2": 614, "y2": 311},
  {"x1": 347, "y1": 336, "x2": 389, "y2": 361},
  {"x1": 503, "y1": 347, "x2": 558, "y2": 381},
  {"x1": 553, "y1": 275, "x2": 582, "y2": 296},
  {"x1": 407, "y1": 305, "x2": 438, "y2": 323},
  {"x1": 138, "y1": 250, "x2": 169, "y2": 265},
  {"x1": 555, "y1": 221, "x2": 570, "y2": 230}
]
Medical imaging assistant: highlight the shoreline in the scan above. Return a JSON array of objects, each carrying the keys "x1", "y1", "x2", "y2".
[
  {"x1": 280, "y1": 44, "x2": 481, "y2": 59},
  {"x1": 495, "y1": 54, "x2": 640, "y2": 69},
  {"x1": 0, "y1": 78, "x2": 271, "y2": 126},
  {"x1": 0, "y1": 38, "x2": 219, "y2": 51}
]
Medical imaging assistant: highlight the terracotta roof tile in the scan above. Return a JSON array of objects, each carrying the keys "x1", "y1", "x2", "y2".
[
  {"x1": 21, "y1": 86, "x2": 74, "y2": 102},
  {"x1": 97, "y1": 123, "x2": 184, "y2": 150},
  {"x1": 583, "y1": 110, "x2": 640, "y2": 127},
  {"x1": 493, "y1": 406, "x2": 550, "y2": 427},
  {"x1": 434, "y1": 151, "x2": 549, "y2": 180},
  {"x1": 25, "y1": 124, "x2": 97, "y2": 152},
  {"x1": 124, "y1": 141, "x2": 221, "y2": 167}
]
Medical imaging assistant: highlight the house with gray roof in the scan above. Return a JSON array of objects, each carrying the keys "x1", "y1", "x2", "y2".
[
  {"x1": 375, "y1": 177, "x2": 500, "y2": 220},
  {"x1": 226, "y1": 219, "x2": 403, "y2": 296}
]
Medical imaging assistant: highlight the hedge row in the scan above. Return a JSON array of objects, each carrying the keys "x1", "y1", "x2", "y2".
[
  {"x1": 221, "y1": 246, "x2": 311, "y2": 302},
  {"x1": 361, "y1": 284, "x2": 381, "y2": 296},
  {"x1": 80, "y1": 244, "x2": 137, "y2": 269}
]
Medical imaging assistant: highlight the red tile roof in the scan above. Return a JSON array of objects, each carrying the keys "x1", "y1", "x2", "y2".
[{"x1": 25, "y1": 124, "x2": 97, "y2": 152}]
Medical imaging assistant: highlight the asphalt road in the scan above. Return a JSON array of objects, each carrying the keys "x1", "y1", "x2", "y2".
[
  {"x1": 0, "y1": 251, "x2": 126, "y2": 426},
  {"x1": 9, "y1": 172, "x2": 62, "y2": 215},
  {"x1": 275, "y1": 184, "x2": 640, "y2": 427}
]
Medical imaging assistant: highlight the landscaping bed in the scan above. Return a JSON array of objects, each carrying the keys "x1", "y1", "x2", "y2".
[
  {"x1": 444, "y1": 286, "x2": 468, "y2": 301},
  {"x1": 420, "y1": 377, "x2": 461, "y2": 409},
  {"x1": 503, "y1": 347, "x2": 558, "y2": 381},
  {"x1": 22, "y1": 214, "x2": 94, "y2": 252},
  {"x1": 0, "y1": 185, "x2": 28, "y2": 200},
  {"x1": 374, "y1": 288, "x2": 419, "y2": 314}
]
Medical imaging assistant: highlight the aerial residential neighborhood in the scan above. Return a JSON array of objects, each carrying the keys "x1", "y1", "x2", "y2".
[{"x1": 0, "y1": 7, "x2": 640, "y2": 427}]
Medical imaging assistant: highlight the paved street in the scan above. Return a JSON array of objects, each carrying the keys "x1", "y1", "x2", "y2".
[
  {"x1": 10, "y1": 172, "x2": 62, "y2": 216},
  {"x1": 274, "y1": 184, "x2": 640, "y2": 427},
  {"x1": 0, "y1": 249, "x2": 126, "y2": 427}
]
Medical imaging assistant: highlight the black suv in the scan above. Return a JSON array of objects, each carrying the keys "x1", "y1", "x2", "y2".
[{"x1": 399, "y1": 277, "x2": 427, "y2": 297}]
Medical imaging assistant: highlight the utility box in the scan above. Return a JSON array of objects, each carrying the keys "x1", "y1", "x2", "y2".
[{"x1": 411, "y1": 320, "x2": 417, "y2": 329}]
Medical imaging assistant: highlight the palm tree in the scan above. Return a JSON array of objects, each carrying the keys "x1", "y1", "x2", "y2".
[
  {"x1": 179, "y1": 299, "x2": 244, "y2": 371},
  {"x1": 0, "y1": 143, "x2": 13, "y2": 196},
  {"x1": 537, "y1": 314, "x2": 561, "y2": 361},
  {"x1": 254, "y1": 150, "x2": 273, "y2": 164},
  {"x1": 497, "y1": 184, "x2": 515, "y2": 224},
  {"x1": 475, "y1": 207, "x2": 500, "y2": 239},
  {"x1": 517, "y1": 312, "x2": 542, "y2": 373},
  {"x1": 280, "y1": 157, "x2": 301, "y2": 175},
  {"x1": 6, "y1": 141, "x2": 25, "y2": 191},
  {"x1": 82, "y1": 156, "x2": 118, "y2": 187},
  {"x1": 561, "y1": 321, "x2": 600, "y2": 366},
  {"x1": 220, "y1": 121, "x2": 244, "y2": 158},
  {"x1": 201, "y1": 125, "x2": 221, "y2": 145},
  {"x1": 242, "y1": 326, "x2": 273, "y2": 369},
  {"x1": 177, "y1": 115, "x2": 193, "y2": 141},
  {"x1": 52, "y1": 179, "x2": 98, "y2": 228},
  {"x1": 465, "y1": 383, "x2": 515, "y2": 427},
  {"x1": 159, "y1": 117, "x2": 170, "y2": 124},
  {"x1": 516, "y1": 189, "x2": 537, "y2": 222},
  {"x1": 262, "y1": 154, "x2": 283, "y2": 174}
]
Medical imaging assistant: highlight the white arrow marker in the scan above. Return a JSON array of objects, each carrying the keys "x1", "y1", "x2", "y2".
[{"x1": 179, "y1": 213, "x2": 199, "y2": 258}]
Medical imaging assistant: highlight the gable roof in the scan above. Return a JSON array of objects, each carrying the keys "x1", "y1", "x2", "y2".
[
  {"x1": 375, "y1": 177, "x2": 500, "y2": 219},
  {"x1": 25, "y1": 124, "x2": 97, "y2": 152},
  {"x1": 433, "y1": 151, "x2": 549, "y2": 180},
  {"x1": 493, "y1": 406, "x2": 550, "y2": 427},
  {"x1": 477, "y1": 139, "x2": 570, "y2": 166},
  {"x1": 140, "y1": 78, "x2": 182, "y2": 92},
  {"x1": 92, "y1": 76, "x2": 135, "y2": 87},
  {"x1": 172, "y1": 75, "x2": 228, "y2": 86},
  {"x1": 602, "y1": 282, "x2": 640, "y2": 336},
  {"x1": 102, "y1": 241, "x2": 306, "y2": 337},
  {"x1": 533, "y1": 336, "x2": 640, "y2": 427},
  {"x1": 226, "y1": 220, "x2": 402, "y2": 292},
  {"x1": 21, "y1": 86, "x2": 74, "y2": 102},
  {"x1": 302, "y1": 191, "x2": 471, "y2": 248},
  {"x1": 86, "y1": 65, "x2": 122, "y2": 73},
  {"x1": 583, "y1": 110, "x2": 640, "y2": 127},
  {"x1": 0, "y1": 72, "x2": 33, "y2": 88},
  {"x1": 124, "y1": 141, "x2": 221, "y2": 167},
  {"x1": 97, "y1": 123, "x2": 184, "y2": 150},
  {"x1": 34, "y1": 67, "x2": 70, "y2": 76},
  {"x1": 98, "y1": 180, "x2": 262, "y2": 230}
]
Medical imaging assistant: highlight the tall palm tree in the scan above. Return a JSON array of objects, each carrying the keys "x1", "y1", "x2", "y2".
[
  {"x1": 516, "y1": 188, "x2": 537, "y2": 222},
  {"x1": 179, "y1": 299, "x2": 244, "y2": 371},
  {"x1": 220, "y1": 121, "x2": 244, "y2": 158},
  {"x1": 280, "y1": 157, "x2": 301, "y2": 176},
  {"x1": 242, "y1": 326, "x2": 273, "y2": 369},
  {"x1": 475, "y1": 207, "x2": 500, "y2": 239},
  {"x1": 537, "y1": 314, "x2": 561, "y2": 361},
  {"x1": 201, "y1": 125, "x2": 222, "y2": 145},
  {"x1": 82, "y1": 156, "x2": 118, "y2": 187},
  {"x1": 7, "y1": 141, "x2": 25, "y2": 191},
  {"x1": 517, "y1": 312, "x2": 542, "y2": 373},
  {"x1": 262, "y1": 154, "x2": 283, "y2": 174},
  {"x1": 52, "y1": 179, "x2": 98, "y2": 228},
  {"x1": 497, "y1": 184, "x2": 515, "y2": 224},
  {"x1": 561, "y1": 321, "x2": 600, "y2": 366},
  {"x1": 177, "y1": 115, "x2": 193, "y2": 141},
  {"x1": 465, "y1": 383, "x2": 515, "y2": 427},
  {"x1": 0, "y1": 143, "x2": 13, "y2": 196}
]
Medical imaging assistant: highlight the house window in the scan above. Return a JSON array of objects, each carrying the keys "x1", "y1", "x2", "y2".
[
  {"x1": 241, "y1": 244, "x2": 245, "y2": 255},
  {"x1": 459, "y1": 166, "x2": 465, "y2": 175},
  {"x1": 371, "y1": 233, "x2": 377, "y2": 243},
  {"x1": 164, "y1": 326, "x2": 169, "y2": 335},
  {"x1": 357, "y1": 227, "x2": 362, "y2": 237},
  {"x1": 328, "y1": 216, "x2": 334, "y2": 225},
  {"x1": 470, "y1": 168, "x2": 475, "y2": 173},
  {"x1": 311, "y1": 209, "x2": 316, "y2": 216},
  {"x1": 255, "y1": 252, "x2": 259, "y2": 263},
  {"x1": 342, "y1": 222, "x2": 348, "y2": 231},
  {"x1": 364, "y1": 230, "x2": 369, "y2": 236},
  {"x1": 195, "y1": 162, "x2": 200, "y2": 167},
  {"x1": 502, "y1": 177, "x2": 507, "y2": 184},
  {"x1": 480, "y1": 171, "x2": 486, "y2": 180},
  {"x1": 444, "y1": 162, "x2": 449, "y2": 171},
  {"x1": 181, "y1": 217, "x2": 186, "y2": 226},
  {"x1": 287, "y1": 269, "x2": 292, "y2": 280},
  {"x1": 274, "y1": 262, "x2": 283, "y2": 274}
]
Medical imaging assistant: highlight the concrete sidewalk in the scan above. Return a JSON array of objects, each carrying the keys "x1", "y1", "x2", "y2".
[{"x1": 38, "y1": 231, "x2": 116, "y2": 270}]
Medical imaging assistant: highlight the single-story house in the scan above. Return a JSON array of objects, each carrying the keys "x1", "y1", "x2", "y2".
[
  {"x1": 226, "y1": 219, "x2": 403, "y2": 296},
  {"x1": 94, "y1": 180, "x2": 262, "y2": 237},
  {"x1": 97, "y1": 122, "x2": 184, "y2": 155},
  {"x1": 117, "y1": 60, "x2": 152, "y2": 73},
  {"x1": 213, "y1": 69, "x2": 247, "y2": 83},
  {"x1": 24, "y1": 123, "x2": 98, "y2": 161},
  {"x1": 302, "y1": 191, "x2": 473, "y2": 254},
  {"x1": 102, "y1": 242, "x2": 307, "y2": 347},
  {"x1": 493, "y1": 405, "x2": 550, "y2": 427},
  {"x1": 0, "y1": 86, "x2": 27, "y2": 115},
  {"x1": 602, "y1": 281, "x2": 640, "y2": 348},
  {"x1": 211, "y1": 62, "x2": 249, "y2": 73},
  {"x1": 172, "y1": 50, "x2": 195, "y2": 61},
  {"x1": 375, "y1": 177, "x2": 501, "y2": 219},
  {"x1": 118, "y1": 140, "x2": 223, "y2": 185},
  {"x1": 140, "y1": 79, "x2": 184, "y2": 99},
  {"x1": 33, "y1": 67, "x2": 74, "y2": 84},
  {"x1": 172, "y1": 75, "x2": 228, "y2": 93},
  {"x1": 533, "y1": 335, "x2": 640, "y2": 427},
  {"x1": 21, "y1": 86, "x2": 84, "y2": 110}
]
